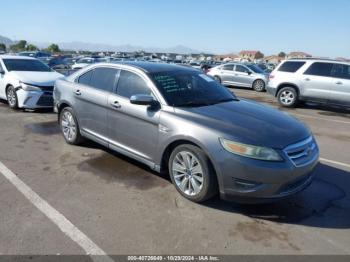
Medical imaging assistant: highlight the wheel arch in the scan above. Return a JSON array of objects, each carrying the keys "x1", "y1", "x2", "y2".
[{"x1": 276, "y1": 83, "x2": 300, "y2": 97}]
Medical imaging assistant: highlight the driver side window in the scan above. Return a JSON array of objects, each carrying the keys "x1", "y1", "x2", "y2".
[
  {"x1": 116, "y1": 70, "x2": 152, "y2": 99},
  {"x1": 235, "y1": 65, "x2": 249, "y2": 73}
]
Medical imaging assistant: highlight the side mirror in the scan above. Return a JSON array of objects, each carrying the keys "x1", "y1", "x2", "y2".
[
  {"x1": 0, "y1": 68, "x2": 5, "y2": 75},
  {"x1": 130, "y1": 94, "x2": 159, "y2": 108},
  {"x1": 247, "y1": 71, "x2": 252, "y2": 75}
]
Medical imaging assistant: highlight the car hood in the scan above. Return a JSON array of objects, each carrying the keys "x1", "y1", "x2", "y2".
[
  {"x1": 9, "y1": 71, "x2": 64, "y2": 86},
  {"x1": 174, "y1": 99, "x2": 310, "y2": 149}
]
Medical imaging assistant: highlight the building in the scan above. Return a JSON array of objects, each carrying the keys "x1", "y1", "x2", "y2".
[
  {"x1": 287, "y1": 51, "x2": 312, "y2": 59},
  {"x1": 239, "y1": 50, "x2": 264, "y2": 61},
  {"x1": 213, "y1": 53, "x2": 239, "y2": 62},
  {"x1": 264, "y1": 55, "x2": 284, "y2": 64}
]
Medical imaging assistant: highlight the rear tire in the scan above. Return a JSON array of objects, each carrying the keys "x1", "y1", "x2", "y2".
[
  {"x1": 59, "y1": 107, "x2": 83, "y2": 145},
  {"x1": 169, "y1": 144, "x2": 218, "y2": 203},
  {"x1": 277, "y1": 86, "x2": 299, "y2": 107},
  {"x1": 6, "y1": 86, "x2": 18, "y2": 109},
  {"x1": 252, "y1": 79, "x2": 265, "y2": 92}
]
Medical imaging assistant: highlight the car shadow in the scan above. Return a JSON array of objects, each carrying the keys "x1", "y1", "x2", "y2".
[
  {"x1": 203, "y1": 163, "x2": 350, "y2": 229},
  {"x1": 77, "y1": 140, "x2": 350, "y2": 229}
]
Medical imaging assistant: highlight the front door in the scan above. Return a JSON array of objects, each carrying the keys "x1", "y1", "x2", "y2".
[
  {"x1": 107, "y1": 69, "x2": 160, "y2": 162},
  {"x1": 234, "y1": 65, "x2": 254, "y2": 87}
]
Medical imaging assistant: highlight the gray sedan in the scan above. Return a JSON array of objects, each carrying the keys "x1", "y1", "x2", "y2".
[
  {"x1": 207, "y1": 63, "x2": 269, "y2": 92},
  {"x1": 54, "y1": 62, "x2": 319, "y2": 203}
]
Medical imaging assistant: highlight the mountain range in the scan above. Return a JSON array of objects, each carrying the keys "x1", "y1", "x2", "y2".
[{"x1": 0, "y1": 35, "x2": 204, "y2": 54}]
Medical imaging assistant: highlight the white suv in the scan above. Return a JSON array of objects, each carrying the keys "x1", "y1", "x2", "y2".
[{"x1": 267, "y1": 59, "x2": 350, "y2": 107}]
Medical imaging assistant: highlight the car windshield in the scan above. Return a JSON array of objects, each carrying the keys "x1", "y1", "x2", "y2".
[
  {"x1": 3, "y1": 59, "x2": 52, "y2": 72},
  {"x1": 246, "y1": 64, "x2": 265, "y2": 73},
  {"x1": 149, "y1": 70, "x2": 237, "y2": 107}
]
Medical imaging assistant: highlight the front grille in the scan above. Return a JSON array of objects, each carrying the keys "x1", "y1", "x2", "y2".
[
  {"x1": 38, "y1": 86, "x2": 54, "y2": 92},
  {"x1": 37, "y1": 95, "x2": 53, "y2": 106},
  {"x1": 283, "y1": 136, "x2": 318, "y2": 167}
]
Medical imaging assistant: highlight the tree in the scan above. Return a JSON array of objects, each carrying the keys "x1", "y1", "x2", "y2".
[
  {"x1": 46, "y1": 43, "x2": 60, "y2": 53},
  {"x1": 10, "y1": 40, "x2": 27, "y2": 52},
  {"x1": 26, "y1": 44, "x2": 38, "y2": 51},
  {"x1": 278, "y1": 52, "x2": 286, "y2": 58},
  {"x1": 0, "y1": 43, "x2": 6, "y2": 52},
  {"x1": 255, "y1": 51, "x2": 264, "y2": 59}
]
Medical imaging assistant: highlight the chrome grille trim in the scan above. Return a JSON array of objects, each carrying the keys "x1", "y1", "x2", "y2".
[{"x1": 283, "y1": 136, "x2": 318, "y2": 167}]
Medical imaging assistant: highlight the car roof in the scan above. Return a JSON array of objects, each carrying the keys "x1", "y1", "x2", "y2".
[
  {"x1": 110, "y1": 61, "x2": 200, "y2": 73},
  {"x1": 0, "y1": 55, "x2": 37, "y2": 60},
  {"x1": 286, "y1": 58, "x2": 350, "y2": 65}
]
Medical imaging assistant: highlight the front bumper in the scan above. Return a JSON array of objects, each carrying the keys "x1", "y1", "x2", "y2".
[
  {"x1": 16, "y1": 89, "x2": 54, "y2": 109},
  {"x1": 214, "y1": 137, "x2": 319, "y2": 203}
]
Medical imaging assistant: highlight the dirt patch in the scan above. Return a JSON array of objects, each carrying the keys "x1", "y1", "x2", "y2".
[
  {"x1": 78, "y1": 153, "x2": 169, "y2": 190},
  {"x1": 24, "y1": 121, "x2": 60, "y2": 136},
  {"x1": 231, "y1": 220, "x2": 300, "y2": 250}
]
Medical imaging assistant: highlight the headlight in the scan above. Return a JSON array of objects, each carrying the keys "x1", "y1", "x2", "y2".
[
  {"x1": 20, "y1": 82, "x2": 41, "y2": 91},
  {"x1": 219, "y1": 138, "x2": 283, "y2": 161}
]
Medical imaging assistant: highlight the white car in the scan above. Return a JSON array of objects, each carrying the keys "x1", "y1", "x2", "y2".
[
  {"x1": 0, "y1": 55, "x2": 63, "y2": 109},
  {"x1": 267, "y1": 59, "x2": 350, "y2": 107},
  {"x1": 71, "y1": 57, "x2": 96, "y2": 70}
]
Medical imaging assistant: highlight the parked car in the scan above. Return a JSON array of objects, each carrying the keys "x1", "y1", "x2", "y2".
[
  {"x1": 18, "y1": 51, "x2": 51, "y2": 59},
  {"x1": 267, "y1": 59, "x2": 350, "y2": 107},
  {"x1": 207, "y1": 63, "x2": 269, "y2": 92},
  {"x1": 71, "y1": 57, "x2": 97, "y2": 70},
  {"x1": 54, "y1": 62, "x2": 319, "y2": 203},
  {"x1": 0, "y1": 55, "x2": 63, "y2": 109},
  {"x1": 48, "y1": 57, "x2": 71, "y2": 70}
]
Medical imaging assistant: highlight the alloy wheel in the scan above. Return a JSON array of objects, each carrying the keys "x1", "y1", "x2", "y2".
[
  {"x1": 280, "y1": 90, "x2": 295, "y2": 105},
  {"x1": 7, "y1": 88, "x2": 17, "y2": 107},
  {"x1": 172, "y1": 151, "x2": 204, "y2": 196},
  {"x1": 61, "y1": 111, "x2": 77, "y2": 142},
  {"x1": 254, "y1": 80, "x2": 265, "y2": 91}
]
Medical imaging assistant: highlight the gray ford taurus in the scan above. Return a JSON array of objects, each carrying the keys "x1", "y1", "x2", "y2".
[{"x1": 53, "y1": 62, "x2": 319, "y2": 203}]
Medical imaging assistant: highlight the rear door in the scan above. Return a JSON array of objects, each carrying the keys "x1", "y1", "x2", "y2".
[
  {"x1": 0, "y1": 60, "x2": 6, "y2": 99},
  {"x1": 74, "y1": 67, "x2": 118, "y2": 144},
  {"x1": 220, "y1": 64, "x2": 235, "y2": 84},
  {"x1": 330, "y1": 63, "x2": 350, "y2": 105},
  {"x1": 234, "y1": 64, "x2": 253, "y2": 87},
  {"x1": 107, "y1": 69, "x2": 160, "y2": 162},
  {"x1": 301, "y1": 62, "x2": 334, "y2": 102}
]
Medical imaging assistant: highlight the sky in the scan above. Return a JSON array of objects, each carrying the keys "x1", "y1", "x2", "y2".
[{"x1": 1, "y1": 0, "x2": 350, "y2": 57}]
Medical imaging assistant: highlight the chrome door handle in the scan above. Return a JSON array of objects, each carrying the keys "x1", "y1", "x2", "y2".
[
  {"x1": 111, "y1": 101, "x2": 121, "y2": 109},
  {"x1": 336, "y1": 81, "x2": 343, "y2": 85},
  {"x1": 75, "y1": 90, "x2": 81, "y2": 96}
]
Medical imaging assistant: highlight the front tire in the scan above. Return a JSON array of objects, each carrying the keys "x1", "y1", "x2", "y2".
[
  {"x1": 277, "y1": 86, "x2": 299, "y2": 107},
  {"x1": 214, "y1": 76, "x2": 221, "y2": 83},
  {"x1": 6, "y1": 86, "x2": 18, "y2": 109},
  {"x1": 252, "y1": 79, "x2": 265, "y2": 92},
  {"x1": 59, "y1": 107, "x2": 83, "y2": 145},
  {"x1": 169, "y1": 144, "x2": 218, "y2": 202}
]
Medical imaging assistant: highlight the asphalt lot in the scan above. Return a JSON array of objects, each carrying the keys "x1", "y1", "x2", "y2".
[{"x1": 0, "y1": 87, "x2": 350, "y2": 257}]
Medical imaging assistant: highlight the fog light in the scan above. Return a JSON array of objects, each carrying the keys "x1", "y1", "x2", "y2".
[{"x1": 232, "y1": 178, "x2": 260, "y2": 191}]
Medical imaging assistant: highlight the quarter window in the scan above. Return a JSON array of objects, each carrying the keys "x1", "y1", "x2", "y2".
[
  {"x1": 331, "y1": 64, "x2": 350, "y2": 80},
  {"x1": 116, "y1": 70, "x2": 151, "y2": 99},
  {"x1": 90, "y1": 67, "x2": 119, "y2": 92},
  {"x1": 304, "y1": 62, "x2": 333, "y2": 77},
  {"x1": 278, "y1": 61, "x2": 306, "y2": 73}
]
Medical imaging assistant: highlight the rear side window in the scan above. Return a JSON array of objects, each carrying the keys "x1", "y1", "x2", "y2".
[
  {"x1": 222, "y1": 64, "x2": 234, "y2": 71},
  {"x1": 78, "y1": 70, "x2": 93, "y2": 85},
  {"x1": 331, "y1": 64, "x2": 350, "y2": 80},
  {"x1": 304, "y1": 62, "x2": 333, "y2": 77},
  {"x1": 116, "y1": 70, "x2": 151, "y2": 99},
  {"x1": 90, "y1": 67, "x2": 119, "y2": 92},
  {"x1": 278, "y1": 61, "x2": 306, "y2": 72}
]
